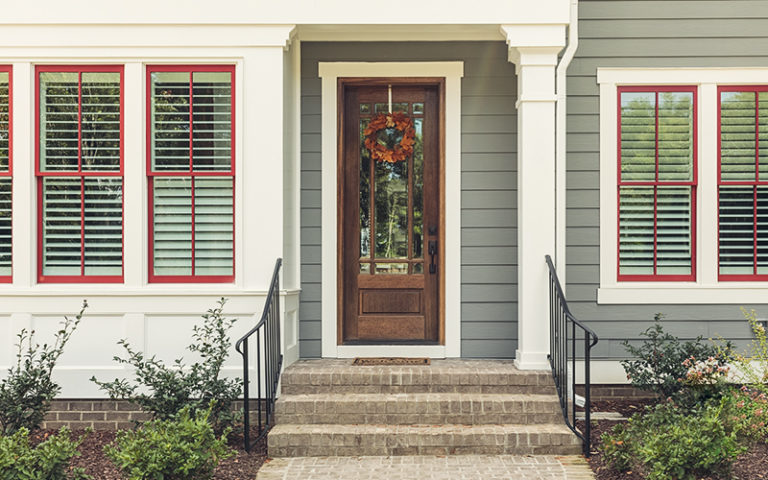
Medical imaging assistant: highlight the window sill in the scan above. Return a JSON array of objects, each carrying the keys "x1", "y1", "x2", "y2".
[
  {"x1": 598, "y1": 284, "x2": 768, "y2": 304},
  {"x1": 0, "y1": 285, "x2": 301, "y2": 297}
]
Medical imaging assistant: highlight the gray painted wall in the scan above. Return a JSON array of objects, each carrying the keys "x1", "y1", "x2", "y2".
[
  {"x1": 299, "y1": 42, "x2": 518, "y2": 358},
  {"x1": 566, "y1": 0, "x2": 768, "y2": 359}
]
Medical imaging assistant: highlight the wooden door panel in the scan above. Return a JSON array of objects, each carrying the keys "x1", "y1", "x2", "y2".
[
  {"x1": 340, "y1": 83, "x2": 441, "y2": 344},
  {"x1": 357, "y1": 316, "x2": 426, "y2": 340},
  {"x1": 361, "y1": 290, "x2": 422, "y2": 314}
]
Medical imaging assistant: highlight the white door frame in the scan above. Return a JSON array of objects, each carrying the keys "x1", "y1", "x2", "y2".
[{"x1": 318, "y1": 61, "x2": 463, "y2": 358}]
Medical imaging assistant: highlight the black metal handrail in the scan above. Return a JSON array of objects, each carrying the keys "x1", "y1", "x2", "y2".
[
  {"x1": 235, "y1": 258, "x2": 283, "y2": 452},
  {"x1": 545, "y1": 255, "x2": 599, "y2": 457}
]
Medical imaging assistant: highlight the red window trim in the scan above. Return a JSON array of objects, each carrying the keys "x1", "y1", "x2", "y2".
[
  {"x1": 617, "y1": 85, "x2": 698, "y2": 282},
  {"x1": 146, "y1": 65, "x2": 235, "y2": 284},
  {"x1": 717, "y1": 85, "x2": 768, "y2": 281},
  {"x1": 35, "y1": 65, "x2": 125, "y2": 284},
  {"x1": 0, "y1": 66, "x2": 12, "y2": 283}
]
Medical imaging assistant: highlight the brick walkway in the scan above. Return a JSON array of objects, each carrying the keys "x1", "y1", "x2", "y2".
[{"x1": 256, "y1": 455, "x2": 595, "y2": 479}]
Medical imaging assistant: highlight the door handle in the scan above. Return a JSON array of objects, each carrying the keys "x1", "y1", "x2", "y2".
[{"x1": 428, "y1": 240, "x2": 437, "y2": 274}]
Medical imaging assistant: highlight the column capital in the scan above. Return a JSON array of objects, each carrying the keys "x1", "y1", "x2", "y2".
[{"x1": 500, "y1": 24, "x2": 565, "y2": 68}]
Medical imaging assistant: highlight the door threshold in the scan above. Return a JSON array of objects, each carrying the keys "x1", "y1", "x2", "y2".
[{"x1": 333, "y1": 344, "x2": 448, "y2": 359}]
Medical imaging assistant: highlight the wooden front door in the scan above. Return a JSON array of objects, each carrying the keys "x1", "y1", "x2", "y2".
[{"x1": 340, "y1": 82, "x2": 441, "y2": 344}]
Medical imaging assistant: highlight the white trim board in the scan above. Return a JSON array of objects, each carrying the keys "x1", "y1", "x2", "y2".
[
  {"x1": 318, "y1": 61, "x2": 463, "y2": 358},
  {"x1": 597, "y1": 67, "x2": 768, "y2": 304}
]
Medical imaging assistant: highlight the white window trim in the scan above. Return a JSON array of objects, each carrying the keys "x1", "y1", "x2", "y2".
[
  {"x1": 318, "y1": 61, "x2": 463, "y2": 358},
  {"x1": 598, "y1": 68, "x2": 768, "y2": 304}
]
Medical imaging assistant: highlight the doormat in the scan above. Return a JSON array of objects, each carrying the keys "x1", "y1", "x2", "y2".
[{"x1": 352, "y1": 357, "x2": 430, "y2": 366}]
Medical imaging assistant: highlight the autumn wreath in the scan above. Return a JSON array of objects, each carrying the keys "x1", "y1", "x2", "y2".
[{"x1": 363, "y1": 112, "x2": 416, "y2": 163}]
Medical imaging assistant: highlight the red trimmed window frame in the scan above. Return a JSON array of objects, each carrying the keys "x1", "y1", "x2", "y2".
[
  {"x1": 617, "y1": 85, "x2": 698, "y2": 282},
  {"x1": 146, "y1": 65, "x2": 236, "y2": 284},
  {"x1": 0, "y1": 66, "x2": 12, "y2": 283},
  {"x1": 35, "y1": 65, "x2": 125, "y2": 284},
  {"x1": 717, "y1": 85, "x2": 768, "y2": 281}
]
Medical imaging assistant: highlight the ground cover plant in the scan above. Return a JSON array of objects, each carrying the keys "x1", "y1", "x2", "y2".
[
  {"x1": 91, "y1": 298, "x2": 242, "y2": 430},
  {"x1": 104, "y1": 406, "x2": 234, "y2": 480},
  {"x1": 0, "y1": 301, "x2": 88, "y2": 435},
  {"x1": 593, "y1": 312, "x2": 768, "y2": 480},
  {"x1": 0, "y1": 427, "x2": 89, "y2": 480}
]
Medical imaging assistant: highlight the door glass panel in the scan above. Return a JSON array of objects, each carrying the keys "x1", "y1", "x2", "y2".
[
  {"x1": 359, "y1": 119, "x2": 371, "y2": 258},
  {"x1": 375, "y1": 102, "x2": 408, "y2": 114},
  {"x1": 374, "y1": 159, "x2": 408, "y2": 258},
  {"x1": 360, "y1": 104, "x2": 371, "y2": 114},
  {"x1": 413, "y1": 262, "x2": 423, "y2": 274},
  {"x1": 413, "y1": 103, "x2": 424, "y2": 115},
  {"x1": 360, "y1": 263, "x2": 371, "y2": 273},
  {"x1": 374, "y1": 263, "x2": 408, "y2": 274},
  {"x1": 413, "y1": 118, "x2": 424, "y2": 258}
]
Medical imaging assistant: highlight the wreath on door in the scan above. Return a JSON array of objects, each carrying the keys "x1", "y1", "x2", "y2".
[{"x1": 363, "y1": 112, "x2": 416, "y2": 163}]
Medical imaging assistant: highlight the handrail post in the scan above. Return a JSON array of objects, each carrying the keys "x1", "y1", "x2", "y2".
[
  {"x1": 235, "y1": 258, "x2": 283, "y2": 452},
  {"x1": 544, "y1": 255, "x2": 598, "y2": 458}
]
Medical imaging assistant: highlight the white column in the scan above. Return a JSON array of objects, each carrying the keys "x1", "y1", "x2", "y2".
[
  {"x1": 510, "y1": 46, "x2": 563, "y2": 370},
  {"x1": 241, "y1": 46, "x2": 288, "y2": 290}
]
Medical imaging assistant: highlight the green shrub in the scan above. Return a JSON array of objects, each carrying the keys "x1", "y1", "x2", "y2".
[
  {"x1": 92, "y1": 298, "x2": 242, "y2": 430},
  {"x1": 599, "y1": 422, "x2": 633, "y2": 472},
  {"x1": 104, "y1": 406, "x2": 234, "y2": 480},
  {"x1": 721, "y1": 386, "x2": 768, "y2": 443},
  {"x1": 0, "y1": 302, "x2": 88, "y2": 434},
  {"x1": 621, "y1": 314, "x2": 732, "y2": 403},
  {"x1": 637, "y1": 399, "x2": 745, "y2": 480},
  {"x1": 0, "y1": 427, "x2": 90, "y2": 480},
  {"x1": 601, "y1": 399, "x2": 747, "y2": 480}
]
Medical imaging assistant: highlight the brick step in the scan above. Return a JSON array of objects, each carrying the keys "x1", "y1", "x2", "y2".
[
  {"x1": 281, "y1": 359, "x2": 555, "y2": 395},
  {"x1": 267, "y1": 423, "x2": 583, "y2": 457},
  {"x1": 274, "y1": 393, "x2": 563, "y2": 425}
]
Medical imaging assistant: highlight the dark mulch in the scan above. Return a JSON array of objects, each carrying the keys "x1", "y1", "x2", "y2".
[
  {"x1": 31, "y1": 428, "x2": 267, "y2": 480},
  {"x1": 581, "y1": 399, "x2": 768, "y2": 480}
]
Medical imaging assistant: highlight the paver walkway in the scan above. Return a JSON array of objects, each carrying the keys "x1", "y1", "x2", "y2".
[{"x1": 256, "y1": 455, "x2": 595, "y2": 479}]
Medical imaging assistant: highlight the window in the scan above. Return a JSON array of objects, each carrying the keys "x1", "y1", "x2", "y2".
[
  {"x1": 718, "y1": 87, "x2": 768, "y2": 280},
  {"x1": 0, "y1": 66, "x2": 11, "y2": 282},
  {"x1": 147, "y1": 66, "x2": 234, "y2": 283},
  {"x1": 36, "y1": 66, "x2": 124, "y2": 283},
  {"x1": 617, "y1": 86, "x2": 697, "y2": 281}
]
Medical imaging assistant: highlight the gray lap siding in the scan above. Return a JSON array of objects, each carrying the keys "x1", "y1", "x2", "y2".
[
  {"x1": 299, "y1": 41, "x2": 518, "y2": 358},
  {"x1": 566, "y1": 0, "x2": 768, "y2": 359}
]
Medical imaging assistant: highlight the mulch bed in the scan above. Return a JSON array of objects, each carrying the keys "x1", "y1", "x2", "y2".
[
  {"x1": 31, "y1": 428, "x2": 267, "y2": 480},
  {"x1": 580, "y1": 399, "x2": 768, "y2": 480}
]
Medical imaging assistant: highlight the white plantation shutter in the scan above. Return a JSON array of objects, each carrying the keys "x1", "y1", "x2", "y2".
[
  {"x1": 152, "y1": 177, "x2": 193, "y2": 276},
  {"x1": 42, "y1": 178, "x2": 82, "y2": 275},
  {"x1": 191, "y1": 72, "x2": 232, "y2": 171},
  {"x1": 40, "y1": 73, "x2": 79, "y2": 171},
  {"x1": 0, "y1": 179, "x2": 10, "y2": 277},
  {"x1": 83, "y1": 178, "x2": 122, "y2": 275},
  {"x1": 656, "y1": 186, "x2": 692, "y2": 274},
  {"x1": 618, "y1": 89, "x2": 695, "y2": 278},
  {"x1": 194, "y1": 178, "x2": 233, "y2": 275},
  {"x1": 619, "y1": 187, "x2": 654, "y2": 275},
  {"x1": 718, "y1": 90, "x2": 768, "y2": 278},
  {"x1": 0, "y1": 71, "x2": 10, "y2": 278},
  {"x1": 148, "y1": 67, "x2": 234, "y2": 281},
  {"x1": 38, "y1": 68, "x2": 123, "y2": 280},
  {"x1": 0, "y1": 71, "x2": 9, "y2": 171}
]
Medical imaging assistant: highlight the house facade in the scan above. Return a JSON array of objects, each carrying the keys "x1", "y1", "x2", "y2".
[{"x1": 0, "y1": 0, "x2": 765, "y2": 397}]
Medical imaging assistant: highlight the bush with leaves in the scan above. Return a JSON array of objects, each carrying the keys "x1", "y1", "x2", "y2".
[
  {"x1": 104, "y1": 405, "x2": 234, "y2": 480},
  {"x1": 0, "y1": 301, "x2": 88, "y2": 434},
  {"x1": 92, "y1": 298, "x2": 241, "y2": 429},
  {"x1": 621, "y1": 313, "x2": 732, "y2": 403},
  {"x1": 601, "y1": 398, "x2": 746, "y2": 480},
  {"x1": 0, "y1": 427, "x2": 90, "y2": 480}
]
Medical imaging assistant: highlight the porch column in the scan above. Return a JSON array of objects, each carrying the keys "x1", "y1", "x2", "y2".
[{"x1": 502, "y1": 26, "x2": 565, "y2": 370}]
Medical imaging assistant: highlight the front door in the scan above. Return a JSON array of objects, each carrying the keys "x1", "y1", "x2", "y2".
[{"x1": 340, "y1": 82, "x2": 441, "y2": 343}]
